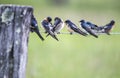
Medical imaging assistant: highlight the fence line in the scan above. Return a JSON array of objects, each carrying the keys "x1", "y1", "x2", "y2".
[
  {"x1": 110, "y1": 32, "x2": 120, "y2": 35},
  {"x1": 39, "y1": 31, "x2": 120, "y2": 35}
]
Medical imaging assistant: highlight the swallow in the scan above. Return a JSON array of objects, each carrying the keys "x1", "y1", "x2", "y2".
[
  {"x1": 82, "y1": 20, "x2": 102, "y2": 33},
  {"x1": 65, "y1": 20, "x2": 88, "y2": 36},
  {"x1": 30, "y1": 15, "x2": 44, "y2": 41},
  {"x1": 53, "y1": 17, "x2": 64, "y2": 34},
  {"x1": 102, "y1": 20, "x2": 115, "y2": 35},
  {"x1": 41, "y1": 17, "x2": 59, "y2": 41},
  {"x1": 46, "y1": 17, "x2": 64, "y2": 37},
  {"x1": 88, "y1": 20, "x2": 115, "y2": 35},
  {"x1": 79, "y1": 20, "x2": 98, "y2": 38}
]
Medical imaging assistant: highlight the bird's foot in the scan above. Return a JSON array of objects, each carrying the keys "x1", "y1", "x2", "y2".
[
  {"x1": 105, "y1": 30, "x2": 110, "y2": 35},
  {"x1": 70, "y1": 32, "x2": 73, "y2": 35},
  {"x1": 44, "y1": 31, "x2": 47, "y2": 34},
  {"x1": 104, "y1": 28, "x2": 111, "y2": 35},
  {"x1": 57, "y1": 32, "x2": 60, "y2": 34}
]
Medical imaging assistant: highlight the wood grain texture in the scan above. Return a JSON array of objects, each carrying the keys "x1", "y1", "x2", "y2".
[{"x1": 0, "y1": 4, "x2": 33, "y2": 78}]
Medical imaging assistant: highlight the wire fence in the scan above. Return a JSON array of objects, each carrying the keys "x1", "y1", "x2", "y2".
[
  {"x1": 110, "y1": 32, "x2": 120, "y2": 35},
  {"x1": 60, "y1": 32, "x2": 120, "y2": 35},
  {"x1": 39, "y1": 31, "x2": 120, "y2": 35}
]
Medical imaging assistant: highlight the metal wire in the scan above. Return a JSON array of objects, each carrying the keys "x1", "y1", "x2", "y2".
[
  {"x1": 39, "y1": 31, "x2": 120, "y2": 35},
  {"x1": 110, "y1": 32, "x2": 120, "y2": 35}
]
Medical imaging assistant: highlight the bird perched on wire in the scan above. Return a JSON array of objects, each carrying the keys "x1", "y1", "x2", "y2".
[
  {"x1": 94, "y1": 20, "x2": 115, "y2": 35},
  {"x1": 46, "y1": 17, "x2": 64, "y2": 37},
  {"x1": 83, "y1": 20, "x2": 115, "y2": 35},
  {"x1": 65, "y1": 20, "x2": 88, "y2": 36},
  {"x1": 79, "y1": 20, "x2": 98, "y2": 38},
  {"x1": 79, "y1": 20, "x2": 101, "y2": 33},
  {"x1": 41, "y1": 17, "x2": 59, "y2": 41},
  {"x1": 53, "y1": 17, "x2": 64, "y2": 34},
  {"x1": 103, "y1": 20, "x2": 115, "y2": 35},
  {"x1": 30, "y1": 14, "x2": 44, "y2": 41}
]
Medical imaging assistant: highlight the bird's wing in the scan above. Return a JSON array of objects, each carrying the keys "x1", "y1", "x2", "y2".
[
  {"x1": 54, "y1": 20, "x2": 60, "y2": 27},
  {"x1": 67, "y1": 25, "x2": 74, "y2": 33},
  {"x1": 34, "y1": 27, "x2": 44, "y2": 41},
  {"x1": 70, "y1": 24, "x2": 79, "y2": 31},
  {"x1": 86, "y1": 22, "x2": 98, "y2": 29},
  {"x1": 49, "y1": 33, "x2": 59, "y2": 41},
  {"x1": 72, "y1": 25, "x2": 87, "y2": 36},
  {"x1": 42, "y1": 22, "x2": 59, "y2": 41},
  {"x1": 53, "y1": 20, "x2": 61, "y2": 31},
  {"x1": 53, "y1": 22, "x2": 64, "y2": 33},
  {"x1": 41, "y1": 20, "x2": 51, "y2": 31},
  {"x1": 83, "y1": 26, "x2": 98, "y2": 38}
]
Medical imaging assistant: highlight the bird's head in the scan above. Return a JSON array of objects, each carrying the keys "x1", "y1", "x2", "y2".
[
  {"x1": 65, "y1": 20, "x2": 71, "y2": 25},
  {"x1": 47, "y1": 16, "x2": 52, "y2": 22},
  {"x1": 110, "y1": 20, "x2": 115, "y2": 25},
  {"x1": 79, "y1": 20, "x2": 85, "y2": 23},
  {"x1": 54, "y1": 17, "x2": 60, "y2": 21}
]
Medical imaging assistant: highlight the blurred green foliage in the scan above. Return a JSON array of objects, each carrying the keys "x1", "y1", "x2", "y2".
[
  {"x1": 0, "y1": 0, "x2": 120, "y2": 11},
  {"x1": 0, "y1": 0, "x2": 120, "y2": 78}
]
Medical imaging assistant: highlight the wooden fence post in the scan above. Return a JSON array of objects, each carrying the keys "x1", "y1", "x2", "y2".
[{"x1": 0, "y1": 4, "x2": 33, "y2": 78}]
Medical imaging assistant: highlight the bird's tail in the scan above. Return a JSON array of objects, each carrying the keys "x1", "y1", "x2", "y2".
[
  {"x1": 46, "y1": 33, "x2": 50, "y2": 37},
  {"x1": 49, "y1": 32, "x2": 59, "y2": 41},
  {"x1": 35, "y1": 29, "x2": 44, "y2": 41},
  {"x1": 51, "y1": 34, "x2": 59, "y2": 41},
  {"x1": 46, "y1": 28, "x2": 55, "y2": 37},
  {"x1": 90, "y1": 32, "x2": 98, "y2": 38},
  {"x1": 85, "y1": 27, "x2": 98, "y2": 38},
  {"x1": 78, "y1": 29, "x2": 88, "y2": 36},
  {"x1": 104, "y1": 20, "x2": 115, "y2": 35}
]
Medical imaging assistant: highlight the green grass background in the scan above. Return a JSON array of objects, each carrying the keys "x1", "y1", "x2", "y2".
[{"x1": 0, "y1": 0, "x2": 120, "y2": 78}]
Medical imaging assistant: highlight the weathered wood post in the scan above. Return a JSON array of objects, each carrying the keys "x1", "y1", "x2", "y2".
[{"x1": 0, "y1": 4, "x2": 33, "y2": 78}]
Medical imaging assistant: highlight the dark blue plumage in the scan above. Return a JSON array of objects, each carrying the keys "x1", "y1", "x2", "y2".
[
  {"x1": 103, "y1": 20, "x2": 115, "y2": 35},
  {"x1": 65, "y1": 20, "x2": 88, "y2": 36},
  {"x1": 46, "y1": 17, "x2": 64, "y2": 37},
  {"x1": 31, "y1": 15, "x2": 44, "y2": 41},
  {"x1": 83, "y1": 20, "x2": 115, "y2": 35},
  {"x1": 80, "y1": 20, "x2": 98, "y2": 38},
  {"x1": 53, "y1": 17, "x2": 64, "y2": 34},
  {"x1": 86, "y1": 22, "x2": 98, "y2": 30},
  {"x1": 41, "y1": 17, "x2": 59, "y2": 41}
]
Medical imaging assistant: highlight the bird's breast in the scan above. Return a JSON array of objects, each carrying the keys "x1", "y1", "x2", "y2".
[{"x1": 67, "y1": 25, "x2": 74, "y2": 33}]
